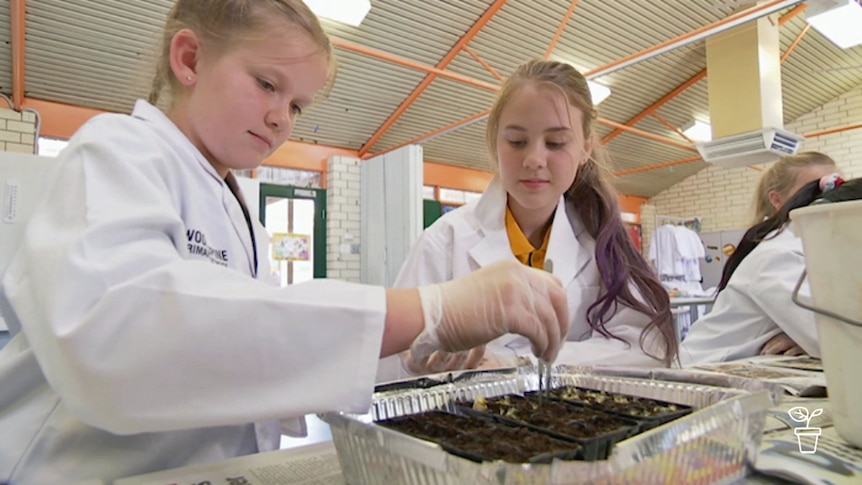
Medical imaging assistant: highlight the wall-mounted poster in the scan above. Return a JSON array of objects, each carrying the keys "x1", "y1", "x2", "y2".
[{"x1": 272, "y1": 233, "x2": 311, "y2": 261}]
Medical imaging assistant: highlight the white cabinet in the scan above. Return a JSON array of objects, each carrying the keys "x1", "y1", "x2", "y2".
[{"x1": 699, "y1": 229, "x2": 747, "y2": 290}]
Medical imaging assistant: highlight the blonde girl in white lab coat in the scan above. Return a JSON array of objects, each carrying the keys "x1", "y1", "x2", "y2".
[
  {"x1": 749, "y1": 151, "x2": 837, "y2": 227},
  {"x1": 379, "y1": 60, "x2": 678, "y2": 382},
  {"x1": 0, "y1": 2, "x2": 569, "y2": 483},
  {"x1": 680, "y1": 174, "x2": 861, "y2": 364},
  {"x1": 745, "y1": 152, "x2": 838, "y2": 355}
]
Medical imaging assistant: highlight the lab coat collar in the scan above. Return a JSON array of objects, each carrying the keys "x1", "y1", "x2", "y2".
[
  {"x1": 131, "y1": 100, "x2": 224, "y2": 184},
  {"x1": 468, "y1": 176, "x2": 517, "y2": 268},
  {"x1": 132, "y1": 100, "x2": 259, "y2": 277},
  {"x1": 468, "y1": 177, "x2": 592, "y2": 286}
]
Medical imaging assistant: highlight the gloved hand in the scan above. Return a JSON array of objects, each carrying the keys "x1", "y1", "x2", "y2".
[
  {"x1": 401, "y1": 346, "x2": 486, "y2": 376},
  {"x1": 410, "y1": 259, "x2": 569, "y2": 364}
]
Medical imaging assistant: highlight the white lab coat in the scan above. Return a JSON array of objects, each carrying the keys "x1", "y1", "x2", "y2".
[
  {"x1": 680, "y1": 226, "x2": 819, "y2": 364},
  {"x1": 0, "y1": 100, "x2": 386, "y2": 484},
  {"x1": 377, "y1": 178, "x2": 665, "y2": 382}
]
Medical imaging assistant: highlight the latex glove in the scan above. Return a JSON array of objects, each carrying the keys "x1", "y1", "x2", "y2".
[
  {"x1": 410, "y1": 260, "x2": 569, "y2": 363},
  {"x1": 401, "y1": 346, "x2": 485, "y2": 376},
  {"x1": 760, "y1": 333, "x2": 806, "y2": 356}
]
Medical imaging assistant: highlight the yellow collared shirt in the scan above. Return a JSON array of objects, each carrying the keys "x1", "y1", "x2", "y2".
[{"x1": 505, "y1": 206, "x2": 552, "y2": 270}]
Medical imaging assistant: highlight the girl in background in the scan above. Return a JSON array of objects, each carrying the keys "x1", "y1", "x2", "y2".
[
  {"x1": 681, "y1": 174, "x2": 861, "y2": 364},
  {"x1": 748, "y1": 152, "x2": 838, "y2": 355},
  {"x1": 749, "y1": 151, "x2": 837, "y2": 226},
  {"x1": 380, "y1": 60, "x2": 677, "y2": 382}
]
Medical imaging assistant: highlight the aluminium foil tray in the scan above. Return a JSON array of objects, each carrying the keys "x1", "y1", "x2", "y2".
[{"x1": 321, "y1": 365, "x2": 773, "y2": 485}]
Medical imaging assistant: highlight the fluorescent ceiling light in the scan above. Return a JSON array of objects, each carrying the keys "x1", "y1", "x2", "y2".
[
  {"x1": 550, "y1": 58, "x2": 612, "y2": 104},
  {"x1": 805, "y1": 0, "x2": 862, "y2": 49},
  {"x1": 587, "y1": 80, "x2": 612, "y2": 105},
  {"x1": 682, "y1": 120, "x2": 712, "y2": 142},
  {"x1": 305, "y1": 0, "x2": 371, "y2": 27}
]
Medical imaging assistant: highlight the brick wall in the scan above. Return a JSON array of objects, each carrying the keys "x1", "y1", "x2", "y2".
[
  {"x1": 0, "y1": 108, "x2": 37, "y2": 153},
  {"x1": 643, "y1": 85, "x2": 862, "y2": 252},
  {"x1": 326, "y1": 156, "x2": 361, "y2": 283},
  {"x1": 787, "y1": 86, "x2": 862, "y2": 178}
]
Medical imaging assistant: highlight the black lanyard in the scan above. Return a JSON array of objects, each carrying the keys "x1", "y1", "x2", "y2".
[{"x1": 225, "y1": 176, "x2": 258, "y2": 278}]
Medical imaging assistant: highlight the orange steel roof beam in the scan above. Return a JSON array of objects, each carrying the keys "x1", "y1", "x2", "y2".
[
  {"x1": 804, "y1": 122, "x2": 862, "y2": 138},
  {"x1": 613, "y1": 156, "x2": 702, "y2": 177},
  {"x1": 603, "y1": 4, "x2": 810, "y2": 177},
  {"x1": 463, "y1": 46, "x2": 505, "y2": 81},
  {"x1": 460, "y1": 0, "x2": 582, "y2": 86},
  {"x1": 781, "y1": 24, "x2": 810, "y2": 62},
  {"x1": 585, "y1": 0, "x2": 798, "y2": 78},
  {"x1": 544, "y1": 0, "x2": 581, "y2": 59},
  {"x1": 331, "y1": 38, "x2": 499, "y2": 92},
  {"x1": 601, "y1": 3, "x2": 809, "y2": 145},
  {"x1": 328, "y1": 45, "x2": 695, "y2": 154},
  {"x1": 778, "y1": 3, "x2": 808, "y2": 25},
  {"x1": 10, "y1": 0, "x2": 26, "y2": 110},
  {"x1": 411, "y1": 2, "x2": 801, "y2": 153},
  {"x1": 367, "y1": 110, "x2": 697, "y2": 160},
  {"x1": 598, "y1": 118, "x2": 698, "y2": 152},
  {"x1": 363, "y1": 109, "x2": 492, "y2": 160},
  {"x1": 355, "y1": 0, "x2": 509, "y2": 157},
  {"x1": 365, "y1": 1, "x2": 803, "y2": 168},
  {"x1": 651, "y1": 113, "x2": 693, "y2": 142},
  {"x1": 601, "y1": 70, "x2": 707, "y2": 144}
]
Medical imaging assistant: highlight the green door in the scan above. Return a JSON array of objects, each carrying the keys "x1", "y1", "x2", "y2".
[
  {"x1": 258, "y1": 183, "x2": 326, "y2": 284},
  {"x1": 423, "y1": 199, "x2": 442, "y2": 228}
]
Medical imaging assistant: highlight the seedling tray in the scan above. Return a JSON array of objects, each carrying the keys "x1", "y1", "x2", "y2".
[
  {"x1": 378, "y1": 410, "x2": 581, "y2": 464},
  {"x1": 459, "y1": 394, "x2": 638, "y2": 460}
]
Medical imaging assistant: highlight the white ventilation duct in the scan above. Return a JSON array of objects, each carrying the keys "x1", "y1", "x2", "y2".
[
  {"x1": 695, "y1": 127, "x2": 804, "y2": 168},
  {"x1": 703, "y1": 11, "x2": 801, "y2": 169}
]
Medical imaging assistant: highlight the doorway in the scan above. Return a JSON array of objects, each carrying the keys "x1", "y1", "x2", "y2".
[{"x1": 259, "y1": 183, "x2": 326, "y2": 285}]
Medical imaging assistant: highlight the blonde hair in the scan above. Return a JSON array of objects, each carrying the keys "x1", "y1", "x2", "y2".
[
  {"x1": 148, "y1": 0, "x2": 333, "y2": 105},
  {"x1": 486, "y1": 60, "x2": 598, "y2": 162},
  {"x1": 485, "y1": 59, "x2": 677, "y2": 366},
  {"x1": 749, "y1": 151, "x2": 837, "y2": 225}
]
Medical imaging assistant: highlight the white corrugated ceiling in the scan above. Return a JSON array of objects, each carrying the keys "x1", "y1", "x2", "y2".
[{"x1": 3, "y1": 0, "x2": 862, "y2": 197}]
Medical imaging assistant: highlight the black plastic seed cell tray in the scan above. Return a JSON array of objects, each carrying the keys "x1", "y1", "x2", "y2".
[
  {"x1": 547, "y1": 386, "x2": 693, "y2": 432},
  {"x1": 459, "y1": 394, "x2": 639, "y2": 461},
  {"x1": 377, "y1": 410, "x2": 581, "y2": 464}
]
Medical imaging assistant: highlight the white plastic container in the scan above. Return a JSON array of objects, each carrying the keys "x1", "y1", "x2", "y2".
[{"x1": 791, "y1": 200, "x2": 862, "y2": 448}]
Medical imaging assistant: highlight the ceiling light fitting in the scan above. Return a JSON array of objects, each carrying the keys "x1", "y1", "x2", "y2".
[
  {"x1": 805, "y1": 0, "x2": 862, "y2": 49},
  {"x1": 305, "y1": 0, "x2": 371, "y2": 27},
  {"x1": 587, "y1": 80, "x2": 612, "y2": 105},
  {"x1": 682, "y1": 119, "x2": 713, "y2": 142}
]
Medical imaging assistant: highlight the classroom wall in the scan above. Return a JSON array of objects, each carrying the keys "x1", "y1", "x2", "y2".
[
  {"x1": 642, "y1": 85, "x2": 862, "y2": 253},
  {"x1": 8, "y1": 84, "x2": 861, "y2": 265},
  {"x1": 326, "y1": 156, "x2": 362, "y2": 283},
  {"x1": 0, "y1": 108, "x2": 37, "y2": 153}
]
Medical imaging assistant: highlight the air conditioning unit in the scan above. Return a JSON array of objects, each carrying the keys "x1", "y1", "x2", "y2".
[{"x1": 695, "y1": 127, "x2": 805, "y2": 168}]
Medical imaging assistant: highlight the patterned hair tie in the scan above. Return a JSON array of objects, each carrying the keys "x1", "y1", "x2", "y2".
[{"x1": 819, "y1": 173, "x2": 844, "y2": 193}]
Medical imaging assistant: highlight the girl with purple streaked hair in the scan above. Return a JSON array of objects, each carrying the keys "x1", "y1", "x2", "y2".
[{"x1": 378, "y1": 60, "x2": 677, "y2": 382}]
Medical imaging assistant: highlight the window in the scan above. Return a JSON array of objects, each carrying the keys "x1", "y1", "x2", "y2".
[
  {"x1": 438, "y1": 188, "x2": 481, "y2": 205},
  {"x1": 37, "y1": 137, "x2": 69, "y2": 157},
  {"x1": 256, "y1": 166, "x2": 322, "y2": 188}
]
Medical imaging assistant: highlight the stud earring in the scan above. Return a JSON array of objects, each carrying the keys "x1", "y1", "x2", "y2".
[{"x1": 186, "y1": 75, "x2": 193, "y2": 82}]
